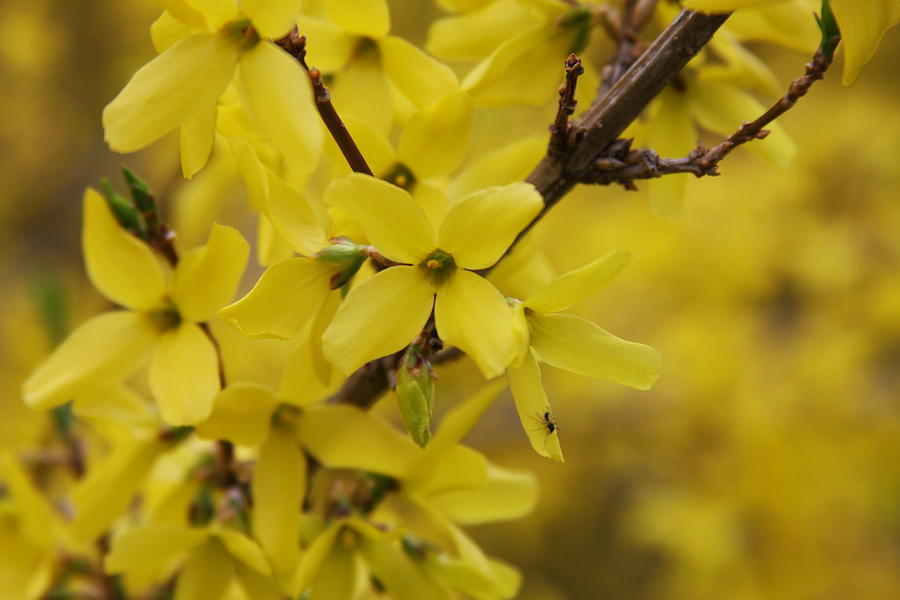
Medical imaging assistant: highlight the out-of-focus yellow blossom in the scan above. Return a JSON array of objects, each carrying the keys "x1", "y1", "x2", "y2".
[
  {"x1": 507, "y1": 251, "x2": 661, "y2": 461},
  {"x1": 299, "y1": 0, "x2": 459, "y2": 132},
  {"x1": 24, "y1": 189, "x2": 249, "y2": 426},
  {"x1": 333, "y1": 90, "x2": 474, "y2": 225},
  {"x1": 437, "y1": 0, "x2": 602, "y2": 107},
  {"x1": 322, "y1": 174, "x2": 543, "y2": 378},
  {"x1": 105, "y1": 523, "x2": 276, "y2": 599},
  {"x1": 105, "y1": 0, "x2": 321, "y2": 178},
  {"x1": 683, "y1": 0, "x2": 900, "y2": 84}
]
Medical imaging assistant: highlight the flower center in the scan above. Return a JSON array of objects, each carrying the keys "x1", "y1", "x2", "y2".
[
  {"x1": 382, "y1": 162, "x2": 417, "y2": 191},
  {"x1": 419, "y1": 249, "x2": 456, "y2": 283},
  {"x1": 147, "y1": 300, "x2": 181, "y2": 332}
]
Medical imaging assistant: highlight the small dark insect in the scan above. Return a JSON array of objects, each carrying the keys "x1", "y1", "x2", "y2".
[{"x1": 527, "y1": 411, "x2": 559, "y2": 453}]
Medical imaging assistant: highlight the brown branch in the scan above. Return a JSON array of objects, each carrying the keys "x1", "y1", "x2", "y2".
[
  {"x1": 548, "y1": 54, "x2": 585, "y2": 157},
  {"x1": 581, "y1": 42, "x2": 838, "y2": 189},
  {"x1": 276, "y1": 28, "x2": 374, "y2": 176},
  {"x1": 598, "y1": 0, "x2": 657, "y2": 96}
]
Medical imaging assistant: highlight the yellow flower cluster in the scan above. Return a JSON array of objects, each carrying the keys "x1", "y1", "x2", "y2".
[{"x1": 3, "y1": 0, "x2": 896, "y2": 598}]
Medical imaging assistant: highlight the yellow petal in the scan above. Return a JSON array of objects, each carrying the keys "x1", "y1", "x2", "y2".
[
  {"x1": 0, "y1": 453, "x2": 66, "y2": 549},
  {"x1": 506, "y1": 349, "x2": 564, "y2": 462},
  {"x1": 437, "y1": 182, "x2": 543, "y2": 270},
  {"x1": 413, "y1": 181, "x2": 452, "y2": 231},
  {"x1": 398, "y1": 91, "x2": 473, "y2": 179},
  {"x1": 219, "y1": 257, "x2": 333, "y2": 339},
  {"x1": 83, "y1": 188, "x2": 167, "y2": 310},
  {"x1": 194, "y1": 383, "x2": 279, "y2": 446},
  {"x1": 324, "y1": 174, "x2": 437, "y2": 264},
  {"x1": 435, "y1": 269, "x2": 515, "y2": 379},
  {"x1": 725, "y1": 1, "x2": 820, "y2": 54},
  {"x1": 331, "y1": 116, "x2": 397, "y2": 177},
  {"x1": 73, "y1": 384, "x2": 158, "y2": 441},
  {"x1": 71, "y1": 439, "x2": 164, "y2": 542},
  {"x1": 528, "y1": 313, "x2": 661, "y2": 390},
  {"x1": 645, "y1": 89, "x2": 695, "y2": 218},
  {"x1": 175, "y1": 539, "x2": 235, "y2": 600},
  {"x1": 447, "y1": 134, "x2": 545, "y2": 200},
  {"x1": 265, "y1": 170, "x2": 328, "y2": 256},
  {"x1": 681, "y1": 0, "x2": 771, "y2": 9},
  {"x1": 170, "y1": 223, "x2": 249, "y2": 322},
  {"x1": 832, "y1": 0, "x2": 900, "y2": 85},
  {"x1": 323, "y1": 0, "x2": 390, "y2": 38},
  {"x1": 429, "y1": 463, "x2": 538, "y2": 524},
  {"x1": 105, "y1": 525, "x2": 207, "y2": 578},
  {"x1": 426, "y1": 0, "x2": 537, "y2": 61},
  {"x1": 237, "y1": 41, "x2": 322, "y2": 176},
  {"x1": 150, "y1": 322, "x2": 220, "y2": 425},
  {"x1": 215, "y1": 529, "x2": 271, "y2": 575},
  {"x1": 689, "y1": 79, "x2": 796, "y2": 167},
  {"x1": 278, "y1": 334, "x2": 341, "y2": 407},
  {"x1": 151, "y1": 10, "x2": 195, "y2": 52},
  {"x1": 296, "y1": 405, "x2": 419, "y2": 477},
  {"x1": 103, "y1": 32, "x2": 239, "y2": 153},
  {"x1": 228, "y1": 136, "x2": 269, "y2": 211},
  {"x1": 307, "y1": 543, "x2": 357, "y2": 599},
  {"x1": 361, "y1": 539, "x2": 454, "y2": 600},
  {"x1": 429, "y1": 379, "x2": 508, "y2": 450},
  {"x1": 462, "y1": 28, "x2": 570, "y2": 107},
  {"x1": 257, "y1": 212, "x2": 295, "y2": 266},
  {"x1": 235, "y1": 565, "x2": 284, "y2": 600},
  {"x1": 192, "y1": 0, "x2": 241, "y2": 29},
  {"x1": 329, "y1": 52, "x2": 393, "y2": 134},
  {"x1": 296, "y1": 16, "x2": 355, "y2": 73},
  {"x1": 159, "y1": 0, "x2": 207, "y2": 28},
  {"x1": 180, "y1": 102, "x2": 217, "y2": 178},
  {"x1": 252, "y1": 425, "x2": 306, "y2": 572},
  {"x1": 405, "y1": 444, "x2": 488, "y2": 497},
  {"x1": 291, "y1": 522, "x2": 342, "y2": 595},
  {"x1": 380, "y1": 35, "x2": 459, "y2": 109},
  {"x1": 524, "y1": 250, "x2": 632, "y2": 314},
  {"x1": 23, "y1": 311, "x2": 157, "y2": 410},
  {"x1": 242, "y1": 0, "x2": 302, "y2": 39},
  {"x1": 322, "y1": 266, "x2": 434, "y2": 375}
]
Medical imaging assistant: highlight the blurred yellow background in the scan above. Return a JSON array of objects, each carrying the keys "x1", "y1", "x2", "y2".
[{"x1": 1, "y1": 1, "x2": 897, "y2": 599}]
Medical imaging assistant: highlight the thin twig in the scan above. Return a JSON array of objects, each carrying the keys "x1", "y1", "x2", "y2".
[
  {"x1": 548, "y1": 54, "x2": 585, "y2": 158},
  {"x1": 276, "y1": 28, "x2": 374, "y2": 176}
]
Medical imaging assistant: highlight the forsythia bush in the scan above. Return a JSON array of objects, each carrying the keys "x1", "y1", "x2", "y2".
[{"x1": 1, "y1": 0, "x2": 897, "y2": 599}]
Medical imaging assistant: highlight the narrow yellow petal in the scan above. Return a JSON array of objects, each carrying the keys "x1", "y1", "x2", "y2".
[
  {"x1": 380, "y1": 35, "x2": 459, "y2": 109},
  {"x1": 71, "y1": 439, "x2": 164, "y2": 542},
  {"x1": 307, "y1": 543, "x2": 357, "y2": 599},
  {"x1": 323, "y1": 0, "x2": 390, "y2": 38},
  {"x1": 73, "y1": 384, "x2": 158, "y2": 441},
  {"x1": 329, "y1": 51, "x2": 393, "y2": 134},
  {"x1": 290, "y1": 522, "x2": 342, "y2": 595},
  {"x1": 158, "y1": 0, "x2": 207, "y2": 28},
  {"x1": 322, "y1": 266, "x2": 434, "y2": 375},
  {"x1": 237, "y1": 41, "x2": 322, "y2": 176},
  {"x1": 405, "y1": 445, "x2": 488, "y2": 497},
  {"x1": 257, "y1": 212, "x2": 295, "y2": 266},
  {"x1": 278, "y1": 330, "x2": 341, "y2": 407},
  {"x1": 361, "y1": 539, "x2": 454, "y2": 600},
  {"x1": 150, "y1": 322, "x2": 220, "y2": 425},
  {"x1": 103, "y1": 33, "x2": 239, "y2": 153},
  {"x1": 151, "y1": 10, "x2": 194, "y2": 52},
  {"x1": 23, "y1": 311, "x2": 157, "y2": 410},
  {"x1": 242, "y1": 0, "x2": 302, "y2": 39},
  {"x1": 524, "y1": 251, "x2": 632, "y2": 314},
  {"x1": 170, "y1": 224, "x2": 249, "y2": 322},
  {"x1": 296, "y1": 405, "x2": 419, "y2": 477},
  {"x1": 429, "y1": 464, "x2": 538, "y2": 524},
  {"x1": 435, "y1": 269, "x2": 515, "y2": 379},
  {"x1": 437, "y1": 182, "x2": 543, "y2": 270},
  {"x1": 398, "y1": 91, "x2": 473, "y2": 179},
  {"x1": 265, "y1": 170, "x2": 328, "y2": 257},
  {"x1": 105, "y1": 525, "x2": 207, "y2": 578},
  {"x1": 180, "y1": 102, "x2": 217, "y2": 178},
  {"x1": 218, "y1": 257, "x2": 333, "y2": 339},
  {"x1": 228, "y1": 136, "x2": 269, "y2": 211},
  {"x1": 529, "y1": 313, "x2": 662, "y2": 390},
  {"x1": 194, "y1": 383, "x2": 279, "y2": 446},
  {"x1": 832, "y1": 0, "x2": 900, "y2": 85},
  {"x1": 507, "y1": 348, "x2": 564, "y2": 462},
  {"x1": 175, "y1": 539, "x2": 234, "y2": 600},
  {"x1": 83, "y1": 188, "x2": 167, "y2": 310},
  {"x1": 252, "y1": 425, "x2": 306, "y2": 573},
  {"x1": 426, "y1": 0, "x2": 537, "y2": 61},
  {"x1": 429, "y1": 380, "x2": 508, "y2": 450},
  {"x1": 447, "y1": 134, "x2": 545, "y2": 200},
  {"x1": 324, "y1": 174, "x2": 437, "y2": 264},
  {"x1": 0, "y1": 453, "x2": 66, "y2": 548},
  {"x1": 296, "y1": 16, "x2": 355, "y2": 73},
  {"x1": 215, "y1": 529, "x2": 271, "y2": 575},
  {"x1": 412, "y1": 181, "x2": 451, "y2": 231}
]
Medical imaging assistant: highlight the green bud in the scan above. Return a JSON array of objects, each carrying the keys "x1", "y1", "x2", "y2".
[
  {"x1": 396, "y1": 345, "x2": 435, "y2": 447},
  {"x1": 101, "y1": 178, "x2": 147, "y2": 238},
  {"x1": 316, "y1": 239, "x2": 368, "y2": 289},
  {"x1": 815, "y1": 0, "x2": 840, "y2": 56},
  {"x1": 121, "y1": 165, "x2": 158, "y2": 228}
]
